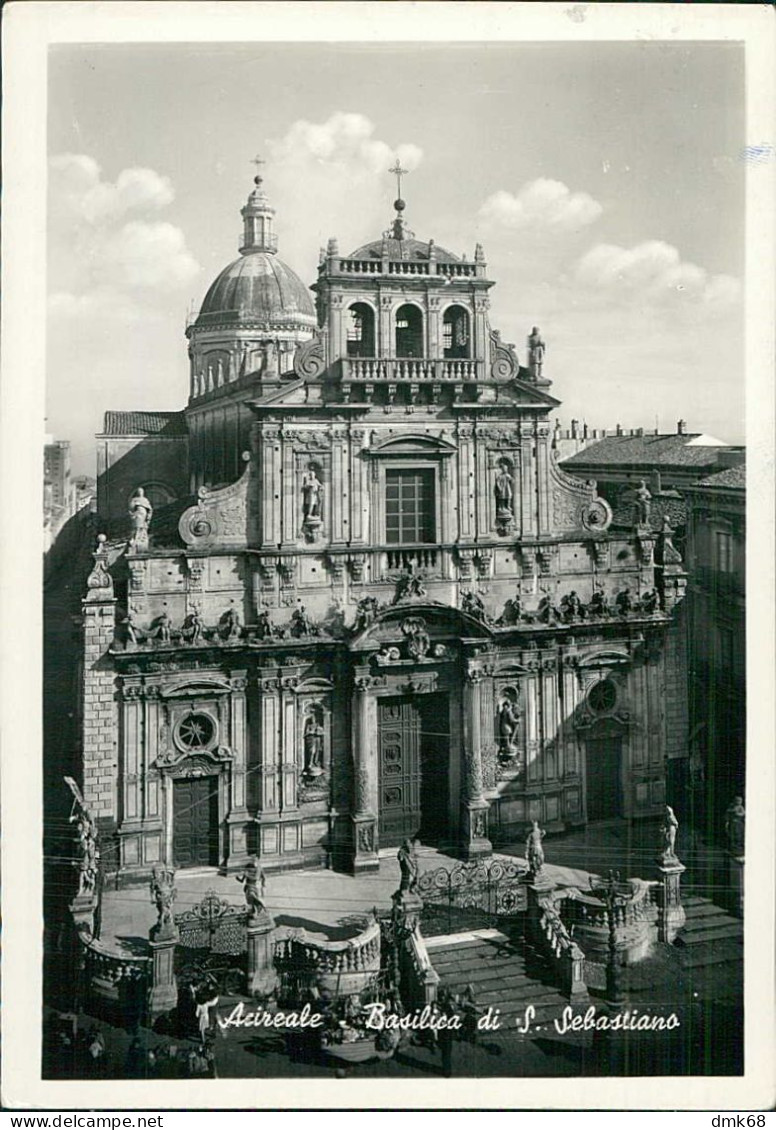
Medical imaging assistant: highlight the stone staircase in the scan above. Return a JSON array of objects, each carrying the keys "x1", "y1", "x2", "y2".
[
  {"x1": 675, "y1": 896, "x2": 743, "y2": 980},
  {"x1": 425, "y1": 929, "x2": 577, "y2": 1040}
]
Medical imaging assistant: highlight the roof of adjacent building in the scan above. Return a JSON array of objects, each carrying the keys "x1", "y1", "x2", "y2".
[
  {"x1": 195, "y1": 252, "x2": 316, "y2": 328},
  {"x1": 562, "y1": 433, "x2": 729, "y2": 470},
  {"x1": 101, "y1": 411, "x2": 188, "y2": 437},
  {"x1": 695, "y1": 464, "x2": 746, "y2": 490}
]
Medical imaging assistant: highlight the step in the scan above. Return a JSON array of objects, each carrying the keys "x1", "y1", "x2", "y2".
[
  {"x1": 676, "y1": 923, "x2": 743, "y2": 946},
  {"x1": 680, "y1": 944, "x2": 744, "y2": 971},
  {"x1": 680, "y1": 915, "x2": 742, "y2": 936},
  {"x1": 684, "y1": 902, "x2": 729, "y2": 920}
]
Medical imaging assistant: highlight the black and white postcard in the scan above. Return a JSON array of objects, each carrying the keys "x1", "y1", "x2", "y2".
[{"x1": 2, "y1": 1, "x2": 774, "y2": 1112}]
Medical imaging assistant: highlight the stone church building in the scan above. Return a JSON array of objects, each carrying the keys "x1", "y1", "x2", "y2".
[{"x1": 78, "y1": 169, "x2": 687, "y2": 881}]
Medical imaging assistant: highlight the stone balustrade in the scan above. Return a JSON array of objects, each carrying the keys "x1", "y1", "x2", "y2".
[
  {"x1": 403, "y1": 925, "x2": 440, "y2": 1008},
  {"x1": 340, "y1": 358, "x2": 481, "y2": 382},
  {"x1": 78, "y1": 930, "x2": 151, "y2": 1005},
  {"x1": 274, "y1": 918, "x2": 381, "y2": 999},
  {"x1": 535, "y1": 897, "x2": 588, "y2": 999},
  {"x1": 332, "y1": 259, "x2": 479, "y2": 279}
]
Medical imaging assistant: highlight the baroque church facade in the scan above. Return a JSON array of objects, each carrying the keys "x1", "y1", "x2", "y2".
[{"x1": 80, "y1": 168, "x2": 688, "y2": 880}]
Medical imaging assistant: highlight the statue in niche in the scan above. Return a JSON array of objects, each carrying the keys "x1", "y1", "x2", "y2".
[
  {"x1": 235, "y1": 858, "x2": 266, "y2": 919},
  {"x1": 494, "y1": 461, "x2": 514, "y2": 518},
  {"x1": 498, "y1": 697, "x2": 521, "y2": 761},
  {"x1": 301, "y1": 466, "x2": 323, "y2": 517},
  {"x1": 660, "y1": 805, "x2": 679, "y2": 862},
  {"x1": 526, "y1": 821, "x2": 545, "y2": 875},
  {"x1": 303, "y1": 712, "x2": 325, "y2": 778},
  {"x1": 724, "y1": 796, "x2": 745, "y2": 858},
  {"x1": 527, "y1": 326, "x2": 546, "y2": 380},
  {"x1": 128, "y1": 487, "x2": 153, "y2": 551},
  {"x1": 149, "y1": 867, "x2": 177, "y2": 937},
  {"x1": 633, "y1": 479, "x2": 652, "y2": 527}
]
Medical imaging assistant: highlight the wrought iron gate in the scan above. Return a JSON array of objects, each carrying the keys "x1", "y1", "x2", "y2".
[
  {"x1": 174, "y1": 889, "x2": 247, "y2": 995},
  {"x1": 417, "y1": 857, "x2": 529, "y2": 934}
]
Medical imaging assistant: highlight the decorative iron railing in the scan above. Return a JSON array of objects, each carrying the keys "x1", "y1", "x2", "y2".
[{"x1": 417, "y1": 857, "x2": 529, "y2": 934}]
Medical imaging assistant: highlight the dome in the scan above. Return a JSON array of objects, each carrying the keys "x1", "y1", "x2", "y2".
[
  {"x1": 195, "y1": 252, "x2": 317, "y2": 330},
  {"x1": 348, "y1": 237, "x2": 460, "y2": 263}
]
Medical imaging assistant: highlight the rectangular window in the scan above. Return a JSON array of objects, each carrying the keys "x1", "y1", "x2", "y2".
[
  {"x1": 385, "y1": 469, "x2": 435, "y2": 544},
  {"x1": 715, "y1": 531, "x2": 734, "y2": 573}
]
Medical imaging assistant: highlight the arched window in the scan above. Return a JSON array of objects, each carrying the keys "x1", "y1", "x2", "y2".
[
  {"x1": 346, "y1": 302, "x2": 376, "y2": 358},
  {"x1": 442, "y1": 305, "x2": 470, "y2": 359},
  {"x1": 395, "y1": 304, "x2": 424, "y2": 358}
]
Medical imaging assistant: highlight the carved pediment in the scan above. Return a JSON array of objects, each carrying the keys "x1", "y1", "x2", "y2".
[
  {"x1": 366, "y1": 432, "x2": 457, "y2": 457},
  {"x1": 178, "y1": 458, "x2": 251, "y2": 549}
]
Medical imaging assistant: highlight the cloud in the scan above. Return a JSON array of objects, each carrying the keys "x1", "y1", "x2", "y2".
[
  {"x1": 573, "y1": 240, "x2": 742, "y2": 307},
  {"x1": 49, "y1": 153, "x2": 200, "y2": 315},
  {"x1": 479, "y1": 179, "x2": 603, "y2": 232},
  {"x1": 268, "y1": 112, "x2": 422, "y2": 179},
  {"x1": 51, "y1": 153, "x2": 175, "y2": 225}
]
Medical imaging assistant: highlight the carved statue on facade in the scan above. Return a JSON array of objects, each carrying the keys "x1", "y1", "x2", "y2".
[
  {"x1": 497, "y1": 593, "x2": 523, "y2": 626},
  {"x1": 494, "y1": 461, "x2": 514, "y2": 518},
  {"x1": 301, "y1": 466, "x2": 323, "y2": 541},
  {"x1": 375, "y1": 646, "x2": 401, "y2": 666},
  {"x1": 537, "y1": 595, "x2": 559, "y2": 625},
  {"x1": 120, "y1": 610, "x2": 141, "y2": 647},
  {"x1": 181, "y1": 608, "x2": 203, "y2": 644},
  {"x1": 401, "y1": 617, "x2": 430, "y2": 661},
  {"x1": 219, "y1": 607, "x2": 242, "y2": 641},
  {"x1": 527, "y1": 326, "x2": 546, "y2": 380},
  {"x1": 357, "y1": 824, "x2": 374, "y2": 854},
  {"x1": 461, "y1": 590, "x2": 487, "y2": 620},
  {"x1": 660, "y1": 805, "x2": 679, "y2": 861},
  {"x1": 153, "y1": 611, "x2": 172, "y2": 643},
  {"x1": 724, "y1": 796, "x2": 745, "y2": 858},
  {"x1": 128, "y1": 487, "x2": 153, "y2": 552},
  {"x1": 255, "y1": 609, "x2": 273, "y2": 640},
  {"x1": 526, "y1": 820, "x2": 545, "y2": 875},
  {"x1": 354, "y1": 595, "x2": 380, "y2": 633},
  {"x1": 235, "y1": 858, "x2": 266, "y2": 919},
  {"x1": 71, "y1": 809, "x2": 99, "y2": 900},
  {"x1": 303, "y1": 713, "x2": 325, "y2": 778},
  {"x1": 397, "y1": 837, "x2": 420, "y2": 893},
  {"x1": 149, "y1": 867, "x2": 177, "y2": 936},
  {"x1": 291, "y1": 604, "x2": 314, "y2": 637},
  {"x1": 587, "y1": 590, "x2": 610, "y2": 619},
  {"x1": 560, "y1": 591, "x2": 584, "y2": 622},
  {"x1": 640, "y1": 589, "x2": 660, "y2": 615},
  {"x1": 633, "y1": 480, "x2": 652, "y2": 527},
  {"x1": 615, "y1": 589, "x2": 633, "y2": 617},
  {"x1": 394, "y1": 564, "x2": 426, "y2": 604},
  {"x1": 498, "y1": 697, "x2": 521, "y2": 761}
]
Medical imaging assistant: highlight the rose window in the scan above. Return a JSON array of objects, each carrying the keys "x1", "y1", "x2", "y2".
[
  {"x1": 176, "y1": 712, "x2": 216, "y2": 751},
  {"x1": 588, "y1": 679, "x2": 617, "y2": 715}
]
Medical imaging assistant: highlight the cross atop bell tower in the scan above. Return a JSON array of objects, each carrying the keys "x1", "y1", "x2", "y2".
[{"x1": 387, "y1": 158, "x2": 412, "y2": 241}]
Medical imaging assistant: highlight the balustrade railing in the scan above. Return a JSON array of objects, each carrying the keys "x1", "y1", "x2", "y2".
[
  {"x1": 404, "y1": 925, "x2": 440, "y2": 1007},
  {"x1": 332, "y1": 259, "x2": 479, "y2": 278},
  {"x1": 273, "y1": 918, "x2": 381, "y2": 999},
  {"x1": 535, "y1": 897, "x2": 587, "y2": 999},
  {"x1": 385, "y1": 547, "x2": 438, "y2": 573},
  {"x1": 78, "y1": 931, "x2": 150, "y2": 1004},
  {"x1": 340, "y1": 358, "x2": 481, "y2": 382}
]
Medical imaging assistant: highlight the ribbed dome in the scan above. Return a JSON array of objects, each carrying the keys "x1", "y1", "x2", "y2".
[
  {"x1": 348, "y1": 237, "x2": 460, "y2": 263},
  {"x1": 195, "y1": 253, "x2": 316, "y2": 329}
]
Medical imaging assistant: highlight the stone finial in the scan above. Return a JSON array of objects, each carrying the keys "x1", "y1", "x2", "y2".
[{"x1": 85, "y1": 533, "x2": 114, "y2": 599}]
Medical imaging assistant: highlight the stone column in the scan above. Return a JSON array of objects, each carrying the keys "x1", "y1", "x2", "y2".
[
  {"x1": 148, "y1": 925, "x2": 178, "y2": 1019},
  {"x1": 460, "y1": 665, "x2": 493, "y2": 860},
  {"x1": 247, "y1": 908, "x2": 278, "y2": 998},
  {"x1": 655, "y1": 856, "x2": 686, "y2": 943},
  {"x1": 351, "y1": 675, "x2": 379, "y2": 873}
]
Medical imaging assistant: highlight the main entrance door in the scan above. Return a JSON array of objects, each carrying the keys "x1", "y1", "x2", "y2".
[
  {"x1": 173, "y1": 776, "x2": 220, "y2": 867},
  {"x1": 378, "y1": 694, "x2": 449, "y2": 847},
  {"x1": 585, "y1": 737, "x2": 623, "y2": 822}
]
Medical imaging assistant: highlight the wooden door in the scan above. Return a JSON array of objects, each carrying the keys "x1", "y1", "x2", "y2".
[
  {"x1": 378, "y1": 698, "x2": 422, "y2": 847},
  {"x1": 173, "y1": 776, "x2": 219, "y2": 867},
  {"x1": 585, "y1": 737, "x2": 622, "y2": 822},
  {"x1": 419, "y1": 694, "x2": 450, "y2": 844}
]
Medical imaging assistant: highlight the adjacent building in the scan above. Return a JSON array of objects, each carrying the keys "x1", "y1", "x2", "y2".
[{"x1": 72, "y1": 170, "x2": 689, "y2": 881}]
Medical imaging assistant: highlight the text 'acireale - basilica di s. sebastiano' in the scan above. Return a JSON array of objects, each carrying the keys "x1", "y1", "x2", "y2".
[{"x1": 77, "y1": 161, "x2": 687, "y2": 883}]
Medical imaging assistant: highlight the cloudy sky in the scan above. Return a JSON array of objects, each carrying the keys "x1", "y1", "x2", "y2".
[{"x1": 48, "y1": 41, "x2": 745, "y2": 474}]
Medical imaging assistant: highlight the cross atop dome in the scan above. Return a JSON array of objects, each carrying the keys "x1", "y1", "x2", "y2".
[
  {"x1": 240, "y1": 157, "x2": 277, "y2": 255},
  {"x1": 250, "y1": 153, "x2": 266, "y2": 186}
]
